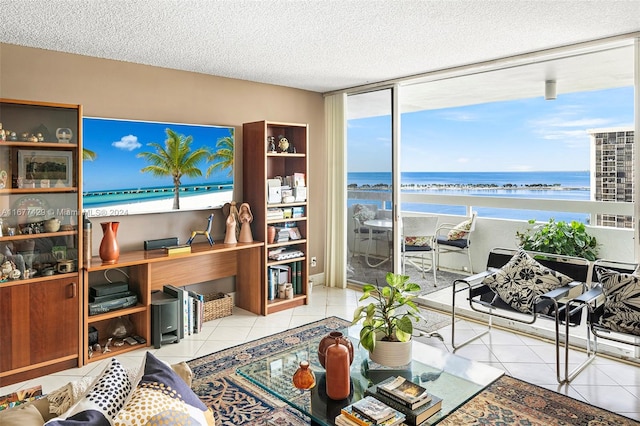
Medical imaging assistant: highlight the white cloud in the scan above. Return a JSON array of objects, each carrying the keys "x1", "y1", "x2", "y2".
[
  {"x1": 112, "y1": 134, "x2": 141, "y2": 151},
  {"x1": 437, "y1": 111, "x2": 479, "y2": 122},
  {"x1": 457, "y1": 157, "x2": 470, "y2": 163}
]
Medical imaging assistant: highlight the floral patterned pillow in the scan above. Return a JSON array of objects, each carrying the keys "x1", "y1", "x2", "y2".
[
  {"x1": 353, "y1": 204, "x2": 376, "y2": 222},
  {"x1": 447, "y1": 218, "x2": 472, "y2": 240},
  {"x1": 595, "y1": 266, "x2": 640, "y2": 336},
  {"x1": 482, "y1": 250, "x2": 573, "y2": 314},
  {"x1": 404, "y1": 236, "x2": 431, "y2": 247}
]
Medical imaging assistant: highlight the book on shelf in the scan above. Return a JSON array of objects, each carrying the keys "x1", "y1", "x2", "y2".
[
  {"x1": 267, "y1": 267, "x2": 277, "y2": 300},
  {"x1": 293, "y1": 172, "x2": 306, "y2": 187},
  {"x1": 376, "y1": 375, "x2": 431, "y2": 410},
  {"x1": 365, "y1": 382, "x2": 443, "y2": 425},
  {"x1": 290, "y1": 261, "x2": 298, "y2": 294},
  {"x1": 295, "y1": 260, "x2": 302, "y2": 293},
  {"x1": 268, "y1": 249, "x2": 304, "y2": 261},
  {"x1": 292, "y1": 206, "x2": 304, "y2": 217},
  {"x1": 350, "y1": 395, "x2": 399, "y2": 423},
  {"x1": 267, "y1": 208, "x2": 284, "y2": 219}
]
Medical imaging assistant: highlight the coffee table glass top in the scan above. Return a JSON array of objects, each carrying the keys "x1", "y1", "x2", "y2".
[{"x1": 237, "y1": 327, "x2": 503, "y2": 425}]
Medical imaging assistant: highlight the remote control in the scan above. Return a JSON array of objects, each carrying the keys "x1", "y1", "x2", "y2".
[
  {"x1": 124, "y1": 337, "x2": 138, "y2": 345},
  {"x1": 133, "y1": 335, "x2": 146, "y2": 344}
]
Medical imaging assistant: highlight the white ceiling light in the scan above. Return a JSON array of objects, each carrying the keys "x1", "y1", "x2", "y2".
[{"x1": 545, "y1": 80, "x2": 557, "y2": 100}]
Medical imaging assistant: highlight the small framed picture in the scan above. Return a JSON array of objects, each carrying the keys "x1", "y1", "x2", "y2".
[
  {"x1": 18, "y1": 150, "x2": 73, "y2": 187},
  {"x1": 52, "y1": 245, "x2": 67, "y2": 260},
  {"x1": 288, "y1": 227, "x2": 302, "y2": 240}
]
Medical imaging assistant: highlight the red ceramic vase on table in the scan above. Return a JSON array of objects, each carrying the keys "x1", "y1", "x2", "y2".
[
  {"x1": 99, "y1": 221, "x2": 120, "y2": 264},
  {"x1": 325, "y1": 338, "x2": 351, "y2": 400},
  {"x1": 318, "y1": 331, "x2": 354, "y2": 368}
]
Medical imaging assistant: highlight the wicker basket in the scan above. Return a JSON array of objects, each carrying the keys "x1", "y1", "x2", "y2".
[{"x1": 203, "y1": 292, "x2": 233, "y2": 322}]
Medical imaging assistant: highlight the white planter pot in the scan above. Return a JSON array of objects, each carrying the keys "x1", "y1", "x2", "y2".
[{"x1": 369, "y1": 338, "x2": 412, "y2": 367}]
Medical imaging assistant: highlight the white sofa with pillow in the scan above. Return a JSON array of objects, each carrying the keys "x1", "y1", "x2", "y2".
[{"x1": 0, "y1": 352, "x2": 215, "y2": 426}]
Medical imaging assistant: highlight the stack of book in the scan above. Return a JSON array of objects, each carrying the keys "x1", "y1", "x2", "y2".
[
  {"x1": 267, "y1": 260, "x2": 304, "y2": 300},
  {"x1": 336, "y1": 395, "x2": 405, "y2": 426},
  {"x1": 267, "y1": 208, "x2": 284, "y2": 219},
  {"x1": 163, "y1": 285, "x2": 209, "y2": 336},
  {"x1": 364, "y1": 376, "x2": 443, "y2": 425}
]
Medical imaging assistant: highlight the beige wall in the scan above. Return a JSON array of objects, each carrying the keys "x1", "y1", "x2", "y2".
[{"x1": 0, "y1": 43, "x2": 326, "y2": 290}]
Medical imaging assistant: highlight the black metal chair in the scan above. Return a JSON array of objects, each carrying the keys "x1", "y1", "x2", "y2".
[
  {"x1": 451, "y1": 247, "x2": 591, "y2": 383},
  {"x1": 436, "y1": 212, "x2": 476, "y2": 273},
  {"x1": 564, "y1": 259, "x2": 639, "y2": 382}
]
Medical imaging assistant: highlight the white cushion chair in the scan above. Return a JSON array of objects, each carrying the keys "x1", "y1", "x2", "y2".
[{"x1": 401, "y1": 216, "x2": 438, "y2": 284}]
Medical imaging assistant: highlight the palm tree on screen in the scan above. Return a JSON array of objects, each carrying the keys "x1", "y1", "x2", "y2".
[
  {"x1": 206, "y1": 128, "x2": 234, "y2": 177},
  {"x1": 137, "y1": 128, "x2": 209, "y2": 209},
  {"x1": 83, "y1": 148, "x2": 97, "y2": 161}
]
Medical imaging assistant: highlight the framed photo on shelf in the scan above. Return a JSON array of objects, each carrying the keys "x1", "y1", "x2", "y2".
[
  {"x1": 18, "y1": 150, "x2": 73, "y2": 187},
  {"x1": 288, "y1": 227, "x2": 302, "y2": 240},
  {"x1": 52, "y1": 246, "x2": 67, "y2": 260}
]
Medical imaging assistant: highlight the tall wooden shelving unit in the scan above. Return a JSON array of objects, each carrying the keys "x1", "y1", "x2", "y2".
[
  {"x1": 243, "y1": 120, "x2": 309, "y2": 315},
  {"x1": 0, "y1": 98, "x2": 83, "y2": 385}
]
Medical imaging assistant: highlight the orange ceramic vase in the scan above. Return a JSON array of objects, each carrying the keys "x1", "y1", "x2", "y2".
[
  {"x1": 99, "y1": 221, "x2": 120, "y2": 264},
  {"x1": 292, "y1": 361, "x2": 316, "y2": 390},
  {"x1": 325, "y1": 338, "x2": 350, "y2": 400},
  {"x1": 318, "y1": 331, "x2": 354, "y2": 368}
]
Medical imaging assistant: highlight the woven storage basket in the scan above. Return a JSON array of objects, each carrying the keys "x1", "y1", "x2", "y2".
[{"x1": 203, "y1": 292, "x2": 233, "y2": 321}]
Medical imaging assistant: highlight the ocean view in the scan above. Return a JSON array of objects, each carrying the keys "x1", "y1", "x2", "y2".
[
  {"x1": 348, "y1": 171, "x2": 592, "y2": 223},
  {"x1": 83, "y1": 182, "x2": 233, "y2": 209}
]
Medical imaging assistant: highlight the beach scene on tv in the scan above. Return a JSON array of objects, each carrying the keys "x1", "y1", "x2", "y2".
[{"x1": 82, "y1": 117, "x2": 234, "y2": 217}]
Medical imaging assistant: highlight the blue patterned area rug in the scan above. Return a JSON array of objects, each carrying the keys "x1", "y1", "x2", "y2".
[{"x1": 188, "y1": 316, "x2": 351, "y2": 426}]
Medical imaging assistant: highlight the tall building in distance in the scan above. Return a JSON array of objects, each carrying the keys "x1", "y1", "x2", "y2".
[{"x1": 589, "y1": 127, "x2": 634, "y2": 228}]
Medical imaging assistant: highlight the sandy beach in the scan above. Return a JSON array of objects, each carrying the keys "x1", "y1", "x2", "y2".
[{"x1": 84, "y1": 190, "x2": 233, "y2": 217}]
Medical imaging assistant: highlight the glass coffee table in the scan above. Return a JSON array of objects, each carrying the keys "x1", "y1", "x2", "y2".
[{"x1": 237, "y1": 327, "x2": 503, "y2": 425}]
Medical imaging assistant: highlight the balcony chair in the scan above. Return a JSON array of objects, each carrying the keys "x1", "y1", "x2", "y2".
[
  {"x1": 451, "y1": 247, "x2": 591, "y2": 383},
  {"x1": 351, "y1": 203, "x2": 386, "y2": 258},
  {"x1": 435, "y1": 212, "x2": 476, "y2": 274},
  {"x1": 401, "y1": 216, "x2": 438, "y2": 284},
  {"x1": 563, "y1": 259, "x2": 639, "y2": 382}
]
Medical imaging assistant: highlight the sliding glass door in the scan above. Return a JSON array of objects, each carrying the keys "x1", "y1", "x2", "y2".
[{"x1": 346, "y1": 88, "x2": 397, "y2": 286}]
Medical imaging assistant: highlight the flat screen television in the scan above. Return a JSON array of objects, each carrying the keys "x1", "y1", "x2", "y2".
[{"x1": 82, "y1": 117, "x2": 234, "y2": 217}]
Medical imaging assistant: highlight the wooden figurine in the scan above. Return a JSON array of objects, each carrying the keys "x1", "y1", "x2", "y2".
[
  {"x1": 224, "y1": 201, "x2": 239, "y2": 244},
  {"x1": 238, "y1": 203, "x2": 254, "y2": 243}
]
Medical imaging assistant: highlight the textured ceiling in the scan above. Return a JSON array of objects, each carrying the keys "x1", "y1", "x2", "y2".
[{"x1": 1, "y1": 0, "x2": 640, "y2": 93}]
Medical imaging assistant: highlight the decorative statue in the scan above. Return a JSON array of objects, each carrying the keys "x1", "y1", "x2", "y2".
[
  {"x1": 186, "y1": 213, "x2": 215, "y2": 246},
  {"x1": 238, "y1": 202, "x2": 254, "y2": 243},
  {"x1": 224, "y1": 201, "x2": 239, "y2": 244}
]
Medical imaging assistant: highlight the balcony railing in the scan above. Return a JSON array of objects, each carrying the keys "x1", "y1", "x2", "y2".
[{"x1": 348, "y1": 189, "x2": 635, "y2": 271}]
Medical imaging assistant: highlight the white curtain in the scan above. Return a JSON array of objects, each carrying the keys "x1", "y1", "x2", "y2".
[{"x1": 324, "y1": 93, "x2": 347, "y2": 288}]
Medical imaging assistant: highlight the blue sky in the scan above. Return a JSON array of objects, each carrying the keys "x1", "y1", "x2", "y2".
[
  {"x1": 83, "y1": 118, "x2": 233, "y2": 191},
  {"x1": 348, "y1": 86, "x2": 634, "y2": 173}
]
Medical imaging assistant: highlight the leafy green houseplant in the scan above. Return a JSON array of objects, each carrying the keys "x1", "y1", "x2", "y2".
[
  {"x1": 352, "y1": 272, "x2": 422, "y2": 354},
  {"x1": 516, "y1": 218, "x2": 598, "y2": 261}
]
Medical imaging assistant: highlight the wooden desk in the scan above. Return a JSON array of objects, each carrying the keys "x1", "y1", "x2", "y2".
[{"x1": 83, "y1": 241, "x2": 263, "y2": 364}]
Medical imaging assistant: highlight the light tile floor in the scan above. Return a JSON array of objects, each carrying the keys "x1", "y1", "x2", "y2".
[{"x1": 2, "y1": 285, "x2": 639, "y2": 421}]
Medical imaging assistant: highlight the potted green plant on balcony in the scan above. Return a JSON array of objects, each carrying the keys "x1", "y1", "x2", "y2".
[
  {"x1": 516, "y1": 218, "x2": 598, "y2": 261},
  {"x1": 352, "y1": 272, "x2": 422, "y2": 367}
]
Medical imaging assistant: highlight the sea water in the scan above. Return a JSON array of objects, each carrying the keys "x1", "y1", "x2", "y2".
[
  {"x1": 348, "y1": 171, "x2": 592, "y2": 223},
  {"x1": 83, "y1": 181, "x2": 233, "y2": 208}
]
